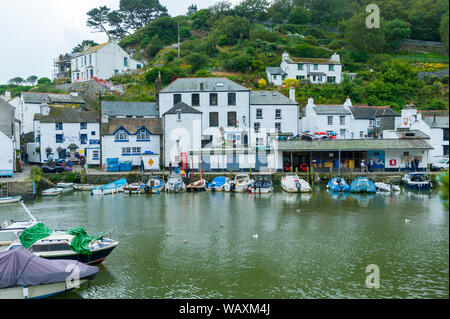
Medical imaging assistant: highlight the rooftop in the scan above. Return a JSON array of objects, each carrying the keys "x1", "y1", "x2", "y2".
[
  {"x1": 286, "y1": 57, "x2": 341, "y2": 65},
  {"x1": 160, "y1": 77, "x2": 250, "y2": 93},
  {"x1": 163, "y1": 101, "x2": 203, "y2": 116},
  {"x1": 350, "y1": 106, "x2": 399, "y2": 119},
  {"x1": 250, "y1": 91, "x2": 297, "y2": 105},
  {"x1": 103, "y1": 118, "x2": 163, "y2": 135},
  {"x1": 101, "y1": 101, "x2": 158, "y2": 117},
  {"x1": 34, "y1": 106, "x2": 99, "y2": 123},
  {"x1": 266, "y1": 67, "x2": 287, "y2": 75},
  {"x1": 313, "y1": 105, "x2": 351, "y2": 115},
  {"x1": 22, "y1": 92, "x2": 85, "y2": 105}
]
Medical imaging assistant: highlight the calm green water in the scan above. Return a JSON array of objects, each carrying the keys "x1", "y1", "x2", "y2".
[{"x1": 1, "y1": 186, "x2": 448, "y2": 299}]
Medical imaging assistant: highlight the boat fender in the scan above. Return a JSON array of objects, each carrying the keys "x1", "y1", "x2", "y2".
[
  {"x1": 296, "y1": 181, "x2": 301, "y2": 191},
  {"x1": 390, "y1": 159, "x2": 397, "y2": 166}
]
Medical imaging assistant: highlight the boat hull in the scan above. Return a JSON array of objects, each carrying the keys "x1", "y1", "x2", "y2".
[
  {"x1": 0, "y1": 196, "x2": 22, "y2": 204},
  {"x1": 0, "y1": 280, "x2": 89, "y2": 299},
  {"x1": 38, "y1": 244, "x2": 117, "y2": 265}
]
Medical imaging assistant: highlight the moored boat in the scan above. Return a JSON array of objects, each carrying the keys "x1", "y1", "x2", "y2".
[
  {"x1": 327, "y1": 177, "x2": 349, "y2": 192},
  {"x1": 281, "y1": 174, "x2": 311, "y2": 193},
  {"x1": 207, "y1": 177, "x2": 229, "y2": 191},
  {"x1": 42, "y1": 188, "x2": 62, "y2": 197},
  {"x1": 0, "y1": 246, "x2": 98, "y2": 299},
  {"x1": 145, "y1": 176, "x2": 165, "y2": 193},
  {"x1": 0, "y1": 196, "x2": 22, "y2": 204},
  {"x1": 375, "y1": 182, "x2": 401, "y2": 192},
  {"x1": 165, "y1": 174, "x2": 186, "y2": 192},
  {"x1": 402, "y1": 173, "x2": 432, "y2": 190},
  {"x1": 186, "y1": 179, "x2": 207, "y2": 192},
  {"x1": 224, "y1": 174, "x2": 254, "y2": 192},
  {"x1": 74, "y1": 184, "x2": 101, "y2": 191},
  {"x1": 251, "y1": 175, "x2": 273, "y2": 193},
  {"x1": 350, "y1": 177, "x2": 376, "y2": 193},
  {"x1": 91, "y1": 178, "x2": 127, "y2": 195},
  {"x1": 124, "y1": 182, "x2": 145, "y2": 194},
  {"x1": 56, "y1": 182, "x2": 74, "y2": 189}
]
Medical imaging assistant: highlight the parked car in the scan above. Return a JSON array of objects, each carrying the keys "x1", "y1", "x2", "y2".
[
  {"x1": 299, "y1": 163, "x2": 309, "y2": 172},
  {"x1": 430, "y1": 157, "x2": 449, "y2": 171}
]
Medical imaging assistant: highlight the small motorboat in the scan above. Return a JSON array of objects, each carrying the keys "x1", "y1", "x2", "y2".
[
  {"x1": 74, "y1": 184, "x2": 101, "y2": 191},
  {"x1": 124, "y1": 182, "x2": 145, "y2": 194},
  {"x1": 0, "y1": 246, "x2": 99, "y2": 299},
  {"x1": 375, "y1": 182, "x2": 401, "y2": 192},
  {"x1": 42, "y1": 188, "x2": 62, "y2": 197},
  {"x1": 281, "y1": 174, "x2": 311, "y2": 193},
  {"x1": 224, "y1": 174, "x2": 254, "y2": 192},
  {"x1": 165, "y1": 174, "x2": 186, "y2": 192},
  {"x1": 350, "y1": 177, "x2": 376, "y2": 193},
  {"x1": 56, "y1": 182, "x2": 74, "y2": 189},
  {"x1": 186, "y1": 179, "x2": 207, "y2": 192},
  {"x1": 0, "y1": 196, "x2": 22, "y2": 204},
  {"x1": 251, "y1": 175, "x2": 273, "y2": 194},
  {"x1": 145, "y1": 176, "x2": 165, "y2": 193},
  {"x1": 91, "y1": 178, "x2": 127, "y2": 195},
  {"x1": 402, "y1": 173, "x2": 432, "y2": 190},
  {"x1": 327, "y1": 177, "x2": 349, "y2": 192},
  {"x1": 207, "y1": 177, "x2": 229, "y2": 191}
]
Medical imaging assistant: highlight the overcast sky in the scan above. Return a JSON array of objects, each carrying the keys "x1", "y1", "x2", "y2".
[{"x1": 0, "y1": 0, "x2": 240, "y2": 84}]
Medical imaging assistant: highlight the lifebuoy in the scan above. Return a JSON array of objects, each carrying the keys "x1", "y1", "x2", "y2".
[{"x1": 390, "y1": 159, "x2": 397, "y2": 166}]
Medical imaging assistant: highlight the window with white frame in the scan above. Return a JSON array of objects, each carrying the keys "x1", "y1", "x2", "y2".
[
  {"x1": 55, "y1": 122, "x2": 63, "y2": 130},
  {"x1": 254, "y1": 122, "x2": 260, "y2": 132},
  {"x1": 137, "y1": 129, "x2": 150, "y2": 141},
  {"x1": 327, "y1": 116, "x2": 333, "y2": 125},
  {"x1": 375, "y1": 118, "x2": 380, "y2": 127},
  {"x1": 275, "y1": 109, "x2": 282, "y2": 119},
  {"x1": 360, "y1": 131, "x2": 364, "y2": 138},
  {"x1": 275, "y1": 122, "x2": 281, "y2": 132},
  {"x1": 256, "y1": 108, "x2": 263, "y2": 119},
  {"x1": 340, "y1": 116, "x2": 345, "y2": 125},
  {"x1": 122, "y1": 147, "x2": 131, "y2": 155},
  {"x1": 115, "y1": 130, "x2": 128, "y2": 141},
  {"x1": 93, "y1": 150, "x2": 99, "y2": 159}
]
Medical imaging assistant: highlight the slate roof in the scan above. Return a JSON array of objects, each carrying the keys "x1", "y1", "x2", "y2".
[
  {"x1": 250, "y1": 91, "x2": 297, "y2": 105},
  {"x1": 313, "y1": 105, "x2": 352, "y2": 115},
  {"x1": 160, "y1": 78, "x2": 249, "y2": 93},
  {"x1": 350, "y1": 106, "x2": 399, "y2": 119},
  {"x1": 75, "y1": 42, "x2": 109, "y2": 57},
  {"x1": 22, "y1": 92, "x2": 85, "y2": 104},
  {"x1": 0, "y1": 99, "x2": 15, "y2": 138},
  {"x1": 34, "y1": 106, "x2": 99, "y2": 123},
  {"x1": 422, "y1": 116, "x2": 449, "y2": 128},
  {"x1": 163, "y1": 102, "x2": 203, "y2": 116},
  {"x1": 103, "y1": 118, "x2": 163, "y2": 135},
  {"x1": 101, "y1": 101, "x2": 158, "y2": 117},
  {"x1": 277, "y1": 138, "x2": 433, "y2": 151},
  {"x1": 266, "y1": 67, "x2": 287, "y2": 75},
  {"x1": 286, "y1": 57, "x2": 341, "y2": 65}
]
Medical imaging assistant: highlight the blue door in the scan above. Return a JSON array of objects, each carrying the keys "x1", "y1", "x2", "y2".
[
  {"x1": 201, "y1": 156, "x2": 210, "y2": 172},
  {"x1": 255, "y1": 155, "x2": 268, "y2": 171}
]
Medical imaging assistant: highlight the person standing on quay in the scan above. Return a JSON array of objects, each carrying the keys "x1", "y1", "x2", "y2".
[
  {"x1": 169, "y1": 161, "x2": 172, "y2": 173},
  {"x1": 405, "y1": 159, "x2": 410, "y2": 172},
  {"x1": 361, "y1": 159, "x2": 365, "y2": 173}
]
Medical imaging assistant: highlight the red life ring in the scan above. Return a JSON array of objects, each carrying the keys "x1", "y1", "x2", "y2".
[{"x1": 390, "y1": 159, "x2": 397, "y2": 166}]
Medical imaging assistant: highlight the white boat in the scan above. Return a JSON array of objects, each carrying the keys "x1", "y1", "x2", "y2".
[
  {"x1": 145, "y1": 177, "x2": 165, "y2": 193},
  {"x1": 42, "y1": 188, "x2": 62, "y2": 196},
  {"x1": 91, "y1": 178, "x2": 127, "y2": 195},
  {"x1": 375, "y1": 182, "x2": 401, "y2": 192},
  {"x1": 56, "y1": 182, "x2": 74, "y2": 189},
  {"x1": 251, "y1": 175, "x2": 273, "y2": 194},
  {"x1": 402, "y1": 173, "x2": 432, "y2": 190},
  {"x1": 224, "y1": 174, "x2": 254, "y2": 192},
  {"x1": 281, "y1": 174, "x2": 312, "y2": 193},
  {"x1": 0, "y1": 246, "x2": 98, "y2": 299},
  {"x1": 124, "y1": 182, "x2": 145, "y2": 194},
  {"x1": 74, "y1": 184, "x2": 101, "y2": 191},
  {"x1": 165, "y1": 174, "x2": 186, "y2": 192},
  {"x1": 0, "y1": 196, "x2": 22, "y2": 204}
]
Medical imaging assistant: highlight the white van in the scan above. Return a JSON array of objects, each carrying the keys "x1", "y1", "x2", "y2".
[{"x1": 430, "y1": 157, "x2": 449, "y2": 171}]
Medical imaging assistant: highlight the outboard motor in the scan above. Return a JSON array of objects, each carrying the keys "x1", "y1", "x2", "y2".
[
  {"x1": 230, "y1": 182, "x2": 236, "y2": 192},
  {"x1": 296, "y1": 181, "x2": 302, "y2": 192}
]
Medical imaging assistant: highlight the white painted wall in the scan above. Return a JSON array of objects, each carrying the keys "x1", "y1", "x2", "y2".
[{"x1": 0, "y1": 131, "x2": 14, "y2": 176}]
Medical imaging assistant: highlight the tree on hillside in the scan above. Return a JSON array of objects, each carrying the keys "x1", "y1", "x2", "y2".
[
  {"x1": 26, "y1": 76, "x2": 38, "y2": 86},
  {"x1": 294, "y1": 0, "x2": 355, "y2": 26},
  {"x1": 118, "y1": 0, "x2": 168, "y2": 31},
  {"x1": 72, "y1": 40, "x2": 99, "y2": 53},
  {"x1": 216, "y1": 16, "x2": 251, "y2": 45},
  {"x1": 8, "y1": 77, "x2": 24, "y2": 85},
  {"x1": 87, "y1": 6, "x2": 111, "y2": 38},
  {"x1": 267, "y1": 0, "x2": 295, "y2": 24},
  {"x1": 187, "y1": 4, "x2": 198, "y2": 16},
  {"x1": 234, "y1": 0, "x2": 270, "y2": 22},
  {"x1": 409, "y1": 0, "x2": 449, "y2": 41},
  {"x1": 287, "y1": 6, "x2": 311, "y2": 25},
  {"x1": 107, "y1": 11, "x2": 130, "y2": 39},
  {"x1": 208, "y1": 1, "x2": 233, "y2": 18},
  {"x1": 383, "y1": 19, "x2": 411, "y2": 50},
  {"x1": 440, "y1": 13, "x2": 449, "y2": 53},
  {"x1": 37, "y1": 77, "x2": 52, "y2": 85}
]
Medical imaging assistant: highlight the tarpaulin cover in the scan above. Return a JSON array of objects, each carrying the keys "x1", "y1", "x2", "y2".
[
  {"x1": 19, "y1": 223, "x2": 52, "y2": 248},
  {"x1": 0, "y1": 246, "x2": 98, "y2": 289},
  {"x1": 66, "y1": 228, "x2": 103, "y2": 256}
]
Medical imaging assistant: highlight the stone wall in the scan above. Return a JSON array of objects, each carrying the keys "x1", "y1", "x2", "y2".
[{"x1": 0, "y1": 181, "x2": 35, "y2": 200}]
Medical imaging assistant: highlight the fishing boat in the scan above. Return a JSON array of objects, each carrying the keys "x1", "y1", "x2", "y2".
[
  {"x1": 374, "y1": 182, "x2": 401, "y2": 192},
  {"x1": 42, "y1": 188, "x2": 62, "y2": 196},
  {"x1": 224, "y1": 174, "x2": 254, "y2": 192},
  {"x1": 186, "y1": 179, "x2": 207, "y2": 192},
  {"x1": 251, "y1": 175, "x2": 273, "y2": 194},
  {"x1": 0, "y1": 196, "x2": 22, "y2": 204},
  {"x1": 73, "y1": 184, "x2": 100, "y2": 191},
  {"x1": 145, "y1": 176, "x2": 165, "y2": 193},
  {"x1": 165, "y1": 174, "x2": 186, "y2": 192},
  {"x1": 91, "y1": 178, "x2": 127, "y2": 195},
  {"x1": 402, "y1": 173, "x2": 432, "y2": 190},
  {"x1": 124, "y1": 182, "x2": 145, "y2": 194},
  {"x1": 350, "y1": 177, "x2": 376, "y2": 193},
  {"x1": 0, "y1": 246, "x2": 98, "y2": 299},
  {"x1": 327, "y1": 177, "x2": 350, "y2": 192},
  {"x1": 207, "y1": 177, "x2": 229, "y2": 191},
  {"x1": 281, "y1": 174, "x2": 312, "y2": 193}
]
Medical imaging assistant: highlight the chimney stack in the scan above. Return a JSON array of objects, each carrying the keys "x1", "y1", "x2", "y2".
[{"x1": 289, "y1": 85, "x2": 296, "y2": 102}]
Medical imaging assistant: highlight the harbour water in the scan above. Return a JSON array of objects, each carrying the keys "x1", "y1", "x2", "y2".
[{"x1": 1, "y1": 186, "x2": 448, "y2": 299}]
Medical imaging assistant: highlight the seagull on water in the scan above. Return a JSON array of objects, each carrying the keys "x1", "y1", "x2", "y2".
[
  {"x1": 252, "y1": 234, "x2": 259, "y2": 239},
  {"x1": 405, "y1": 219, "x2": 411, "y2": 223}
]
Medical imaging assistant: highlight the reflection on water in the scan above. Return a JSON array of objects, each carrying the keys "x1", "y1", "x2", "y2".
[{"x1": 0, "y1": 186, "x2": 448, "y2": 299}]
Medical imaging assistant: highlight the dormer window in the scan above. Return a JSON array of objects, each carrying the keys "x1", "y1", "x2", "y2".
[
  {"x1": 115, "y1": 129, "x2": 128, "y2": 141},
  {"x1": 137, "y1": 129, "x2": 150, "y2": 141}
]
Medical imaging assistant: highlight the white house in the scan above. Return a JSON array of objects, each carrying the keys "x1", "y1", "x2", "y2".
[
  {"x1": 19, "y1": 92, "x2": 86, "y2": 134},
  {"x1": 0, "y1": 99, "x2": 16, "y2": 177},
  {"x1": 349, "y1": 105, "x2": 400, "y2": 139},
  {"x1": 1, "y1": 91, "x2": 21, "y2": 151},
  {"x1": 420, "y1": 110, "x2": 449, "y2": 160},
  {"x1": 101, "y1": 101, "x2": 161, "y2": 170},
  {"x1": 70, "y1": 38, "x2": 145, "y2": 83},
  {"x1": 30, "y1": 105, "x2": 100, "y2": 165},
  {"x1": 267, "y1": 52, "x2": 343, "y2": 86}
]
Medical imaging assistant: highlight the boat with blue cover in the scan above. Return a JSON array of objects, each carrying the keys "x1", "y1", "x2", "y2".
[
  {"x1": 91, "y1": 178, "x2": 127, "y2": 195},
  {"x1": 207, "y1": 177, "x2": 229, "y2": 191},
  {"x1": 402, "y1": 173, "x2": 432, "y2": 190},
  {"x1": 350, "y1": 177, "x2": 376, "y2": 193},
  {"x1": 327, "y1": 177, "x2": 349, "y2": 192}
]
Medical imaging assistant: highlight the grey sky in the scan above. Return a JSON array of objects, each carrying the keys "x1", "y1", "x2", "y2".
[{"x1": 0, "y1": 0, "x2": 240, "y2": 84}]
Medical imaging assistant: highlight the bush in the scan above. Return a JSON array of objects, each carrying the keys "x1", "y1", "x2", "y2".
[
  {"x1": 283, "y1": 78, "x2": 299, "y2": 88},
  {"x1": 327, "y1": 40, "x2": 341, "y2": 50},
  {"x1": 292, "y1": 43, "x2": 330, "y2": 58}
]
